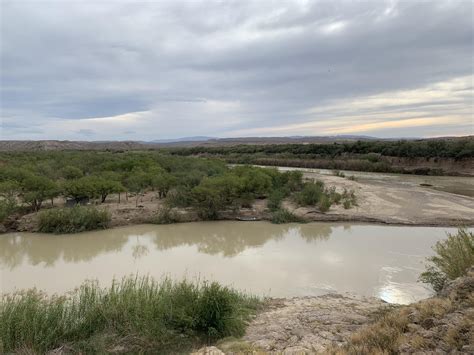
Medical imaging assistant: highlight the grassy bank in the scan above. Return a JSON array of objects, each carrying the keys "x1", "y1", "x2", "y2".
[{"x1": 0, "y1": 277, "x2": 260, "y2": 353}]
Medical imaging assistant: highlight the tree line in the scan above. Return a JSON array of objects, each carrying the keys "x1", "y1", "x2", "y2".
[{"x1": 164, "y1": 137, "x2": 474, "y2": 159}]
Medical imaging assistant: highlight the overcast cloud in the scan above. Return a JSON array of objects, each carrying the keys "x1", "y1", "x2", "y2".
[{"x1": 1, "y1": 0, "x2": 472, "y2": 140}]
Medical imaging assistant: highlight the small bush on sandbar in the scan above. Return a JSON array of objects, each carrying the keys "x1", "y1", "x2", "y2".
[
  {"x1": 419, "y1": 228, "x2": 474, "y2": 292},
  {"x1": 267, "y1": 189, "x2": 288, "y2": 211},
  {"x1": 0, "y1": 277, "x2": 260, "y2": 354},
  {"x1": 38, "y1": 206, "x2": 110, "y2": 233}
]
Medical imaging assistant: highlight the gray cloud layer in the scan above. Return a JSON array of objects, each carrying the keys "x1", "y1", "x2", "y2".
[{"x1": 1, "y1": 0, "x2": 472, "y2": 140}]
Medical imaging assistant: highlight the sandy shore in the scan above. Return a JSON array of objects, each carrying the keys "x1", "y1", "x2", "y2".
[{"x1": 285, "y1": 169, "x2": 474, "y2": 227}]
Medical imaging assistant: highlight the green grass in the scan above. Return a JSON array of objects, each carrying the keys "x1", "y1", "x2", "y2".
[
  {"x1": 0, "y1": 277, "x2": 261, "y2": 354},
  {"x1": 419, "y1": 228, "x2": 474, "y2": 292},
  {"x1": 38, "y1": 206, "x2": 110, "y2": 233}
]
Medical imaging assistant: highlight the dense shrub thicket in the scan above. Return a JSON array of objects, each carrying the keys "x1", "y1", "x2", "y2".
[
  {"x1": 38, "y1": 206, "x2": 110, "y2": 233},
  {"x1": 165, "y1": 138, "x2": 474, "y2": 159},
  {"x1": 0, "y1": 151, "x2": 319, "y2": 225},
  {"x1": 0, "y1": 150, "x2": 358, "y2": 227},
  {"x1": 162, "y1": 138, "x2": 473, "y2": 175},
  {"x1": 0, "y1": 277, "x2": 260, "y2": 353}
]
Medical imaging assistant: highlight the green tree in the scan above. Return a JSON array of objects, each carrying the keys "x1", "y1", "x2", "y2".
[
  {"x1": 0, "y1": 180, "x2": 20, "y2": 203},
  {"x1": 152, "y1": 172, "x2": 177, "y2": 199},
  {"x1": 90, "y1": 176, "x2": 125, "y2": 203},
  {"x1": 61, "y1": 166, "x2": 83, "y2": 180},
  {"x1": 192, "y1": 184, "x2": 226, "y2": 220},
  {"x1": 125, "y1": 171, "x2": 150, "y2": 206},
  {"x1": 21, "y1": 176, "x2": 58, "y2": 211},
  {"x1": 63, "y1": 177, "x2": 98, "y2": 201}
]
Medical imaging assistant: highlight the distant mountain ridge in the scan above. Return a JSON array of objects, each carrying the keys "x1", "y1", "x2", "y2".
[{"x1": 149, "y1": 136, "x2": 216, "y2": 143}]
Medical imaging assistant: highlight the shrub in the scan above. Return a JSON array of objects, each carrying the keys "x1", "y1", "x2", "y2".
[
  {"x1": 0, "y1": 200, "x2": 16, "y2": 223},
  {"x1": 165, "y1": 187, "x2": 194, "y2": 208},
  {"x1": 271, "y1": 209, "x2": 306, "y2": 224},
  {"x1": 341, "y1": 188, "x2": 357, "y2": 209},
  {"x1": 38, "y1": 206, "x2": 110, "y2": 233},
  {"x1": 153, "y1": 207, "x2": 181, "y2": 224},
  {"x1": 293, "y1": 181, "x2": 325, "y2": 206},
  {"x1": 318, "y1": 195, "x2": 331, "y2": 212},
  {"x1": 267, "y1": 189, "x2": 287, "y2": 211},
  {"x1": 419, "y1": 228, "x2": 474, "y2": 292},
  {"x1": 0, "y1": 277, "x2": 260, "y2": 353}
]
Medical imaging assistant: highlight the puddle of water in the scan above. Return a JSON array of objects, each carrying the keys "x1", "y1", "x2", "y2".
[{"x1": 0, "y1": 222, "x2": 465, "y2": 304}]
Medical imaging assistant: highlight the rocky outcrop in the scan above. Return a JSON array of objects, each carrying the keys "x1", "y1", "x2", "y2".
[
  {"x1": 241, "y1": 295, "x2": 388, "y2": 353},
  {"x1": 196, "y1": 272, "x2": 473, "y2": 354}
]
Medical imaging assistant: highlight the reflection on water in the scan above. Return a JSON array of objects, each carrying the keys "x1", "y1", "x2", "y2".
[{"x1": 0, "y1": 222, "x2": 465, "y2": 304}]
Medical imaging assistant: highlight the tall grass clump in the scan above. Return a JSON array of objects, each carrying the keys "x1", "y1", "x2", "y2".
[
  {"x1": 271, "y1": 209, "x2": 306, "y2": 224},
  {"x1": 152, "y1": 206, "x2": 181, "y2": 224},
  {"x1": 0, "y1": 277, "x2": 260, "y2": 353},
  {"x1": 419, "y1": 228, "x2": 474, "y2": 292},
  {"x1": 38, "y1": 206, "x2": 110, "y2": 233},
  {"x1": 267, "y1": 189, "x2": 287, "y2": 211}
]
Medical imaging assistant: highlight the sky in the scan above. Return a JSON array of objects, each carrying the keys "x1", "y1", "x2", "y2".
[{"x1": 1, "y1": 0, "x2": 473, "y2": 141}]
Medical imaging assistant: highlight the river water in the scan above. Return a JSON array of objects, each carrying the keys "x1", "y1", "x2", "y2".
[{"x1": 1, "y1": 222, "x2": 464, "y2": 304}]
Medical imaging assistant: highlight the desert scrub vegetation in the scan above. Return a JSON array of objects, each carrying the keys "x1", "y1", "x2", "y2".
[
  {"x1": 165, "y1": 137, "x2": 474, "y2": 175},
  {"x1": 0, "y1": 150, "x2": 306, "y2": 223},
  {"x1": 419, "y1": 228, "x2": 474, "y2": 292},
  {"x1": 333, "y1": 285, "x2": 473, "y2": 354},
  {"x1": 0, "y1": 276, "x2": 260, "y2": 354},
  {"x1": 271, "y1": 209, "x2": 306, "y2": 224},
  {"x1": 152, "y1": 206, "x2": 181, "y2": 224},
  {"x1": 38, "y1": 206, "x2": 110, "y2": 233},
  {"x1": 293, "y1": 180, "x2": 356, "y2": 212}
]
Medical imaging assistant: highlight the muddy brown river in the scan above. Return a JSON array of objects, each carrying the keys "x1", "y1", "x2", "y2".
[{"x1": 1, "y1": 222, "x2": 467, "y2": 304}]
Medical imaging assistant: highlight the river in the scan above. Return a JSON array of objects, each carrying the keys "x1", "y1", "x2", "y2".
[{"x1": 0, "y1": 222, "x2": 465, "y2": 304}]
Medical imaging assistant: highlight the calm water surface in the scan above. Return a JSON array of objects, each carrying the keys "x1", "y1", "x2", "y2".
[{"x1": 0, "y1": 222, "x2": 463, "y2": 304}]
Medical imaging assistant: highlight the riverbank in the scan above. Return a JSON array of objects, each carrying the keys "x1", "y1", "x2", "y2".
[{"x1": 3, "y1": 167, "x2": 473, "y2": 233}]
